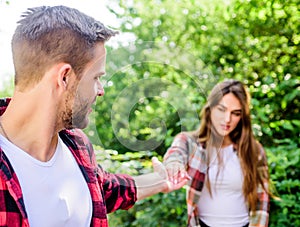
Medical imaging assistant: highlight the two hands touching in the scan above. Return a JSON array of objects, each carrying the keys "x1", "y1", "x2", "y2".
[
  {"x1": 133, "y1": 157, "x2": 190, "y2": 200},
  {"x1": 151, "y1": 157, "x2": 191, "y2": 193}
]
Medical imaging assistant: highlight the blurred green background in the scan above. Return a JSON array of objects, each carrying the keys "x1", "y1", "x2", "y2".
[{"x1": 1, "y1": 0, "x2": 299, "y2": 226}]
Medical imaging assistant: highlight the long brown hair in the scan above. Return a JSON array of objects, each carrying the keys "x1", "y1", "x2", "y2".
[{"x1": 193, "y1": 79, "x2": 269, "y2": 212}]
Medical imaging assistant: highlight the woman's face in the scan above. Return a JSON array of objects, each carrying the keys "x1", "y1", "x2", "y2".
[{"x1": 210, "y1": 93, "x2": 242, "y2": 139}]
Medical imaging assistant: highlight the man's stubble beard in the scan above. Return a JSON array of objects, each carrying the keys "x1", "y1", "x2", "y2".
[{"x1": 61, "y1": 92, "x2": 91, "y2": 130}]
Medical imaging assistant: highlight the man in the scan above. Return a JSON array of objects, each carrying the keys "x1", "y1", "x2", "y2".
[{"x1": 0, "y1": 5, "x2": 188, "y2": 226}]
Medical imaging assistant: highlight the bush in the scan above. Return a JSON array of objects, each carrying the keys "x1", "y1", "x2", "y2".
[
  {"x1": 95, "y1": 147, "x2": 187, "y2": 226},
  {"x1": 267, "y1": 139, "x2": 300, "y2": 227},
  {"x1": 95, "y1": 140, "x2": 300, "y2": 226}
]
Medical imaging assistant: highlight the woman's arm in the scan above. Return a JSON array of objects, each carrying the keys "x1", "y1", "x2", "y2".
[{"x1": 163, "y1": 132, "x2": 192, "y2": 185}]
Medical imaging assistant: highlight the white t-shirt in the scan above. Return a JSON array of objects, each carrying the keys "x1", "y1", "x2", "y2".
[
  {"x1": 0, "y1": 135, "x2": 92, "y2": 227},
  {"x1": 198, "y1": 144, "x2": 249, "y2": 227}
]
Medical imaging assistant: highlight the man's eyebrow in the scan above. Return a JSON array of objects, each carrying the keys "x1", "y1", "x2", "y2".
[{"x1": 95, "y1": 72, "x2": 106, "y2": 77}]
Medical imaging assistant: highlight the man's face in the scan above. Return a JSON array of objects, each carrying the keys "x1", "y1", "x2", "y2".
[{"x1": 63, "y1": 42, "x2": 106, "y2": 129}]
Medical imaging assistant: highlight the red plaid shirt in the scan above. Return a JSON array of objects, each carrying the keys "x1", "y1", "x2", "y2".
[
  {"x1": 164, "y1": 132, "x2": 269, "y2": 227},
  {"x1": 0, "y1": 98, "x2": 137, "y2": 227}
]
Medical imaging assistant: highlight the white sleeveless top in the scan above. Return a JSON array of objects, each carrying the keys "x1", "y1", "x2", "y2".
[
  {"x1": 198, "y1": 144, "x2": 249, "y2": 227},
  {"x1": 0, "y1": 135, "x2": 92, "y2": 227}
]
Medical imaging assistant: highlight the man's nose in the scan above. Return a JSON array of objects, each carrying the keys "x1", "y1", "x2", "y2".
[{"x1": 97, "y1": 82, "x2": 105, "y2": 96}]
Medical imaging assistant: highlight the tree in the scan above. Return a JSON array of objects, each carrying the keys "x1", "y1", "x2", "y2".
[{"x1": 92, "y1": 0, "x2": 300, "y2": 226}]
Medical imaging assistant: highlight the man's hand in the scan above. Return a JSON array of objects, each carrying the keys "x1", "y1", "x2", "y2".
[{"x1": 152, "y1": 157, "x2": 190, "y2": 193}]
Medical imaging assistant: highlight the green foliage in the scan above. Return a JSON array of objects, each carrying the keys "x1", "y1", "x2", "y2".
[
  {"x1": 98, "y1": 0, "x2": 300, "y2": 153},
  {"x1": 96, "y1": 139, "x2": 300, "y2": 226},
  {"x1": 0, "y1": 77, "x2": 13, "y2": 97},
  {"x1": 221, "y1": 0, "x2": 300, "y2": 146},
  {"x1": 91, "y1": 61, "x2": 208, "y2": 154},
  {"x1": 94, "y1": 0, "x2": 299, "y2": 226},
  {"x1": 95, "y1": 147, "x2": 187, "y2": 226},
  {"x1": 1, "y1": 0, "x2": 299, "y2": 225},
  {"x1": 109, "y1": 190, "x2": 187, "y2": 227},
  {"x1": 267, "y1": 139, "x2": 300, "y2": 227},
  {"x1": 0, "y1": 0, "x2": 10, "y2": 5}
]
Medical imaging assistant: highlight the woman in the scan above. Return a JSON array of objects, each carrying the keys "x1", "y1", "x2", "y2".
[{"x1": 163, "y1": 79, "x2": 270, "y2": 227}]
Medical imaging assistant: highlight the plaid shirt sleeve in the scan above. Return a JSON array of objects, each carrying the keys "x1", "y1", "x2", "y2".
[
  {"x1": 249, "y1": 146, "x2": 270, "y2": 227},
  {"x1": 163, "y1": 132, "x2": 206, "y2": 227},
  {"x1": 61, "y1": 129, "x2": 137, "y2": 219},
  {"x1": 163, "y1": 132, "x2": 190, "y2": 166},
  {"x1": 100, "y1": 166, "x2": 137, "y2": 213},
  {"x1": 75, "y1": 129, "x2": 137, "y2": 213}
]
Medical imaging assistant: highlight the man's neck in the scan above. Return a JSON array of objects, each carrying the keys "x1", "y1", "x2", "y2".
[{"x1": 0, "y1": 93, "x2": 62, "y2": 162}]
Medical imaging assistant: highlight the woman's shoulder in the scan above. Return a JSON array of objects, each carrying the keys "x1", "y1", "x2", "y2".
[
  {"x1": 175, "y1": 131, "x2": 197, "y2": 141},
  {"x1": 175, "y1": 131, "x2": 205, "y2": 148}
]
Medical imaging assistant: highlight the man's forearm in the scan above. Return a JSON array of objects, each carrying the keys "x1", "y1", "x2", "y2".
[{"x1": 132, "y1": 172, "x2": 168, "y2": 201}]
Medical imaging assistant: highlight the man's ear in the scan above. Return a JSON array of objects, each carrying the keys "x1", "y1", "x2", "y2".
[{"x1": 57, "y1": 63, "x2": 73, "y2": 89}]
